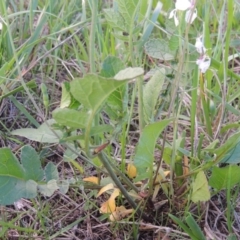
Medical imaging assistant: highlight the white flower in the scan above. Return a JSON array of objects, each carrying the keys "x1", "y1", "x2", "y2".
[
  {"x1": 169, "y1": 0, "x2": 197, "y2": 26},
  {"x1": 195, "y1": 36, "x2": 211, "y2": 73},
  {"x1": 196, "y1": 55, "x2": 211, "y2": 73},
  {"x1": 176, "y1": 0, "x2": 192, "y2": 10},
  {"x1": 169, "y1": 9, "x2": 179, "y2": 26},
  {"x1": 195, "y1": 36, "x2": 206, "y2": 54},
  {"x1": 185, "y1": 8, "x2": 197, "y2": 24}
]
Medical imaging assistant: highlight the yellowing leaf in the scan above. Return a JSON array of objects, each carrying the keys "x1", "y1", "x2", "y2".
[
  {"x1": 153, "y1": 170, "x2": 170, "y2": 201},
  {"x1": 127, "y1": 163, "x2": 137, "y2": 178},
  {"x1": 98, "y1": 187, "x2": 120, "y2": 214},
  {"x1": 110, "y1": 188, "x2": 120, "y2": 200},
  {"x1": 100, "y1": 198, "x2": 116, "y2": 213},
  {"x1": 83, "y1": 176, "x2": 99, "y2": 185},
  {"x1": 152, "y1": 184, "x2": 161, "y2": 201},
  {"x1": 154, "y1": 171, "x2": 170, "y2": 184},
  {"x1": 191, "y1": 171, "x2": 210, "y2": 203},
  {"x1": 97, "y1": 183, "x2": 114, "y2": 197},
  {"x1": 109, "y1": 206, "x2": 134, "y2": 221}
]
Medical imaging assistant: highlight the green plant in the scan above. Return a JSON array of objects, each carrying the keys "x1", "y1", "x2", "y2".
[
  {"x1": 169, "y1": 213, "x2": 206, "y2": 240},
  {"x1": 0, "y1": 145, "x2": 67, "y2": 205},
  {"x1": 1, "y1": 0, "x2": 240, "y2": 239}
]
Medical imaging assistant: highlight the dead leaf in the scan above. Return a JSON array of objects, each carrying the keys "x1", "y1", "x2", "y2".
[
  {"x1": 109, "y1": 206, "x2": 134, "y2": 221},
  {"x1": 139, "y1": 223, "x2": 156, "y2": 230},
  {"x1": 100, "y1": 198, "x2": 116, "y2": 213},
  {"x1": 93, "y1": 141, "x2": 109, "y2": 154}
]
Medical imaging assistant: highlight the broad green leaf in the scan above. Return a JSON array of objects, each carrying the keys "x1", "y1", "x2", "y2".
[
  {"x1": 106, "y1": 86, "x2": 125, "y2": 112},
  {"x1": 58, "y1": 180, "x2": 70, "y2": 194},
  {"x1": 169, "y1": 35, "x2": 179, "y2": 51},
  {"x1": 0, "y1": 148, "x2": 38, "y2": 205},
  {"x1": 11, "y1": 119, "x2": 63, "y2": 143},
  {"x1": 191, "y1": 171, "x2": 210, "y2": 203},
  {"x1": 38, "y1": 180, "x2": 59, "y2": 197},
  {"x1": 114, "y1": 67, "x2": 144, "y2": 80},
  {"x1": 115, "y1": 0, "x2": 139, "y2": 29},
  {"x1": 45, "y1": 162, "x2": 59, "y2": 182},
  {"x1": 70, "y1": 74, "x2": 130, "y2": 111},
  {"x1": 53, "y1": 108, "x2": 89, "y2": 129},
  {"x1": 134, "y1": 119, "x2": 172, "y2": 180},
  {"x1": 143, "y1": 68, "x2": 165, "y2": 123},
  {"x1": 209, "y1": 165, "x2": 240, "y2": 190},
  {"x1": 0, "y1": 148, "x2": 25, "y2": 178},
  {"x1": 145, "y1": 39, "x2": 175, "y2": 61},
  {"x1": 90, "y1": 124, "x2": 114, "y2": 136},
  {"x1": 219, "y1": 141, "x2": 240, "y2": 164},
  {"x1": 21, "y1": 145, "x2": 44, "y2": 181},
  {"x1": 100, "y1": 56, "x2": 125, "y2": 78},
  {"x1": 208, "y1": 132, "x2": 240, "y2": 164},
  {"x1": 104, "y1": 9, "x2": 127, "y2": 32},
  {"x1": 0, "y1": 146, "x2": 61, "y2": 205},
  {"x1": 60, "y1": 82, "x2": 71, "y2": 108},
  {"x1": 24, "y1": 180, "x2": 38, "y2": 198},
  {"x1": 63, "y1": 143, "x2": 79, "y2": 162},
  {"x1": 162, "y1": 147, "x2": 172, "y2": 165}
]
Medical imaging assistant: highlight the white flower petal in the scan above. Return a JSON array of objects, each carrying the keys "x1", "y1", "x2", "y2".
[
  {"x1": 196, "y1": 56, "x2": 211, "y2": 73},
  {"x1": 169, "y1": 9, "x2": 179, "y2": 26},
  {"x1": 169, "y1": 9, "x2": 176, "y2": 19},
  {"x1": 195, "y1": 36, "x2": 206, "y2": 54},
  {"x1": 174, "y1": 14, "x2": 179, "y2": 26},
  {"x1": 185, "y1": 9, "x2": 197, "y2": 24},
  {"x1": 175, "y1": 0, "x2": 191, "y2": 11}
]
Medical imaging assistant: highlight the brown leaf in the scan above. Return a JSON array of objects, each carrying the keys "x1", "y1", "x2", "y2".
[{"x1": 109, "y1": 206, "x2": 134, "y2": 221}]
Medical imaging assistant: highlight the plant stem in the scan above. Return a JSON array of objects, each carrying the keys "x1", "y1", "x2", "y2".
[
  {"x1": 137, "y1": 76, "x2": 145, "y2": 132},
  {"x1": 199, "y1": 73, "x2": 213, "y2": 137},
  {"x1": 106, "y1": 155, "x2": 139, "y2": 193},
  {"x1": 84, "y1": 112, "x2": 95, "y2": 157},
  {"x1": 98, "y1": 152, "x2": 152, "y2": 222},
  {"x1": 89, "y1": 0, "x2": 98, "y2": 73}
]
